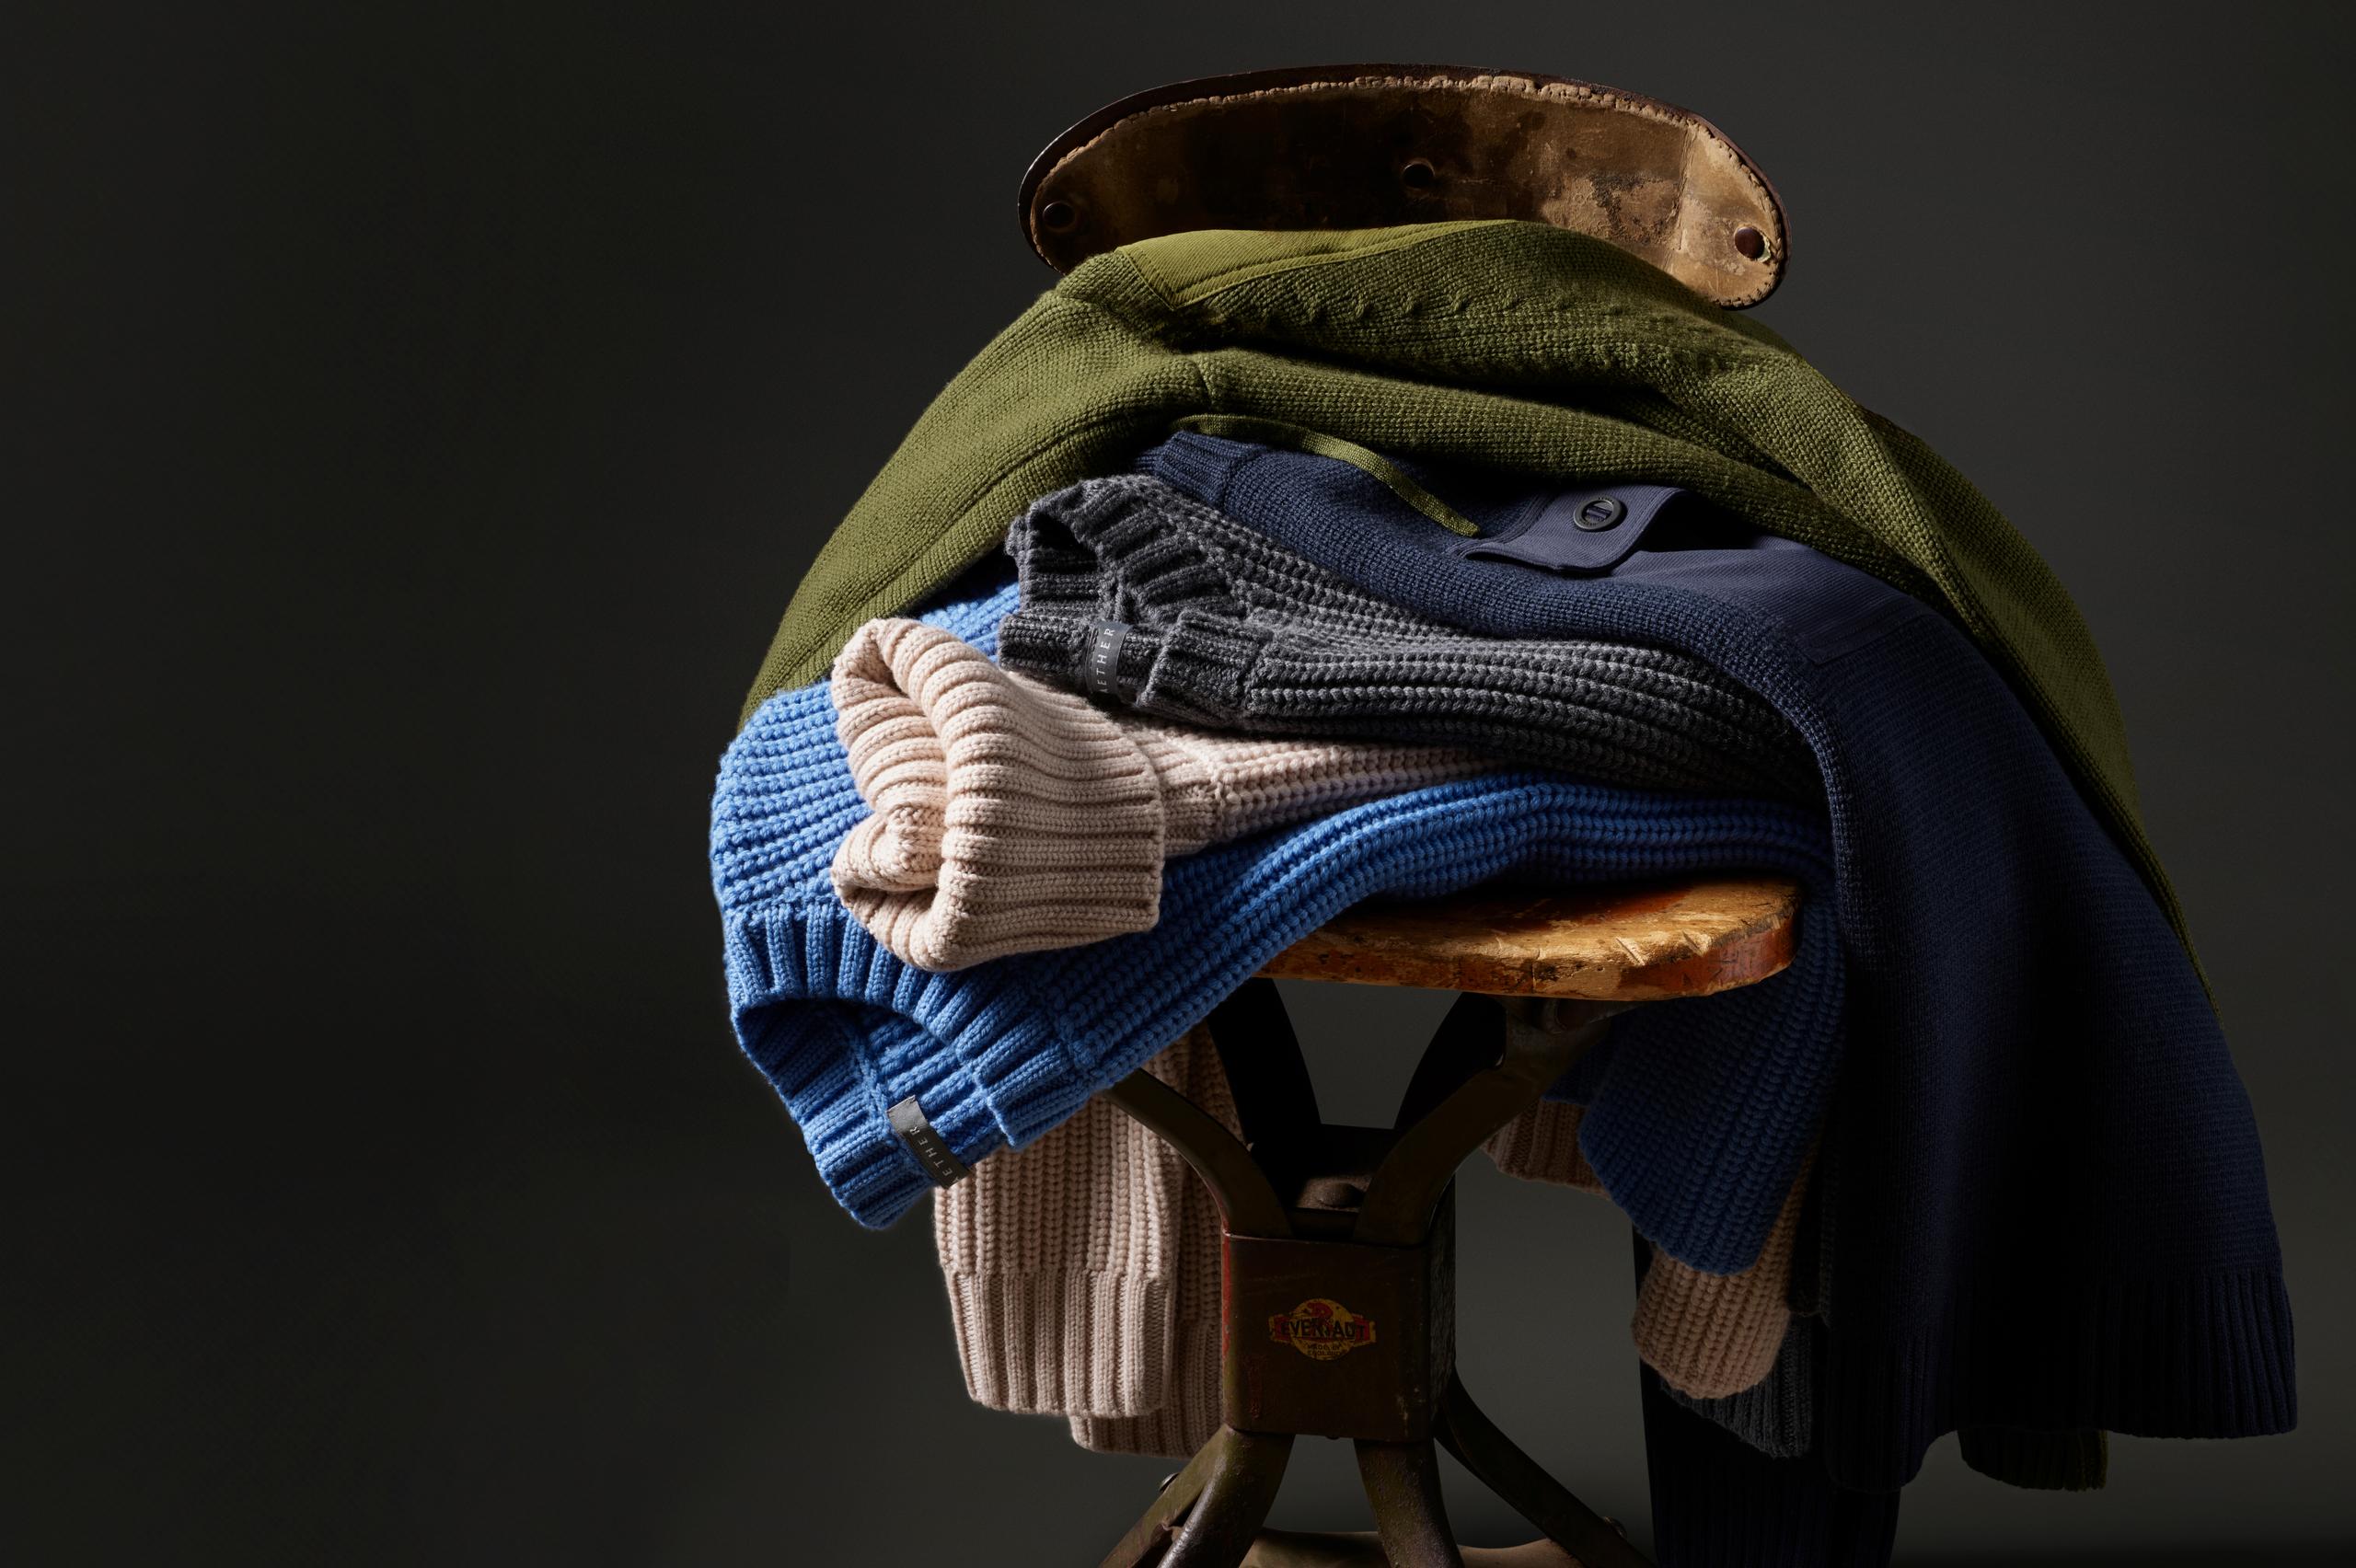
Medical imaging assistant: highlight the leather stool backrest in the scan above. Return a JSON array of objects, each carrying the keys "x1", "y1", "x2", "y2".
[{"x1": 1020, "y1": 63, "x2": 1789, "y2": 308}]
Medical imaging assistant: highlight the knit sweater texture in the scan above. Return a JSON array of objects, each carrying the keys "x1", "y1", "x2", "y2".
[
  {"x1": 941, "y1": 1043, "x2": 1808, "y2": 1461},
  {"x1": 1143, "y1": 432, "x2": 2294, "y2": 1490},
  {"x1": 995, "y1": 477, "x2": 1830, "y2": 1273},
  {"x1": 712, "y1": 576, "x2": 1842, "y2": 1258},
  {"x1": 996, "y1": 477, "x2": 1815, "y2": 801},
  {"x1": 736, "y1": 221, "x2": 2185, "y2": 964},
  {"x1": 932, "y1": 1025, "x2": 1235, "y2": 1454},
  {"x1": 831, "y1": 615, "x2": 1493, "y2": 970}
]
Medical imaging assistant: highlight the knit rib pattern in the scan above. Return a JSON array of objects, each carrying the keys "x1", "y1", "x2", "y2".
[
  {"x1": 933, "y1": 1038, "x2": 1815, "y2": 1458},
  {"x1": 733, "y1": 222, "x2": 2183, "y2": 995},
  {"x1": 996, "y1": 475, "x2": 1816, "y2": 802},
  {"x1": 1956, "y1": 1427, "x2": 2108, "y2": 1492},
  {"x1": 1482, "y1": 1099, "x2": 1601, "y2": 1192},
  {"x1": 1634, "y1": 1151, "x2": 1815, "y2": 1401},
  {"x1": 1663, "y1": 1320, "x2": 1818, "y2": 1461},
  {"x1": 1066, "y1": 1027, "x2": 1239, "y2": 1458},
  {"x1": 832, "y1": 616, "x2": 1165, "y2": 973},
  {"x1": 1145, "y1": 430, "x2": 2296, "y2": 1487},
  {"x1": 714, "y1": 578, "x2": 1842, "y2": 1241},
  {"x1": 1487, "y1": 1099, "x2": 1810, "y2": 1403},
  {"x1": 831, "y1": 615, "x2": 1492, "y2": 971},
  {"x1": 987, "y1": 483, "x2": 1841, "y2": 1273},
  {"x1": 932, "y1": 1026, "x2": 1218, "y2": 1425},
  {"x1": 1641, "y1": 1368, "x2": 1901, "y2": 1568}
]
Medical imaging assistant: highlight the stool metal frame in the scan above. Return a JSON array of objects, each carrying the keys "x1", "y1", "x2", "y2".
[{"x1": 1089, "y1": 878, "x2": 1801, "y2": 1568}]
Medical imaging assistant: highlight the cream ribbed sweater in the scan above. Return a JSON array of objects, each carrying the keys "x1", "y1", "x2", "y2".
[
  {"x1": 830, "y1": 617, "x2": 1493, "y2": 971},
  {"x1": 939, "y1": 1046, "x2": 1811, "y2": 1457},
  {"x1": 1490, "y1": 1101, "x2": 1812, "y2": 1401},
  {"x1": 932, "y1": 1026, "x2": 1234, "y2": 1453}
]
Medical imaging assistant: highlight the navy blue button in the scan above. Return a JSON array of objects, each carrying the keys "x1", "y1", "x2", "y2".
[{"x1": 1576, "y1": 496, "x2": 1626, "y2": 531}]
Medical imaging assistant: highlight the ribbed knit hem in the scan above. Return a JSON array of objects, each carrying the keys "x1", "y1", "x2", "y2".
[
  {"x1": 1663, "y1": 1319, "x2": 1815, "y2": 1460},
  {"x1": 1068, "y1": 1319, "x2": 1223, "y2": 1458},
  {"x1": 1956, "y1": 1427, "x2": 2107, "y2": 1492},
  {"x1": 1484, "y1": 1099, "x2": 1603, "y2": 1190},
  {"x1": 1642, "y1": 1368, "x2": 1899, "y2": 1568},
  {"x1": 943, "y1": 1269, "x2": 1175, "y2": 1417},
  {"x1": 1146, "y1": 424, "x2": 1248, "y2": 511},
  {"x1": 725, "y1": 899, "x2": 1083, "y2": 1228},
  {"x1": 1637, "y1": 1264, "x2": 1792, "y2": 1402},
  {"x1": 1634, "y1": 1156, "x2": 1809, "y2": 1400},
  {"x1": 1817, "y1": 1264, "x2": 2296, "y2": 1490}
]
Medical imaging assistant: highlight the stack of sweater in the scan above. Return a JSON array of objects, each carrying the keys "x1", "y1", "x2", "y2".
[{"x1": 710, "y1": 222, "x2": 2292, "y2": 1568}]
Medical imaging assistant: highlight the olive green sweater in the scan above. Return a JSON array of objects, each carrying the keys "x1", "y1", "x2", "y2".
[{"x1": 745, "y1": 221, "x2": 2183, "y2": 942}]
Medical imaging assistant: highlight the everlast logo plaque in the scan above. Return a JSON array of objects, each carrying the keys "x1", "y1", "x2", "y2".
[{"x1": 1266, "y1": 1297, "x2": 1377, "y2": 1361}]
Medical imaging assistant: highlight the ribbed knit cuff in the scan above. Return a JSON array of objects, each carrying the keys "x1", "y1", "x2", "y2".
[
  {"x1": 1142, "y1": 431, "x2": 1252, "y2": 512},
  {"x1": 1636, "y1": 1251, "x2": 1793, "y2": 1401},
  {"x1": 1014, "y1": 474, "x2": 1237, "y2": 619},
  {"x1": 725, "y1": 900, "x2": 1088, "y2": 1228},
  {"x1": 1634, "y1": 1157, "x2": 1812, "y2": 1401},
  {"x1": 942, "y1": 1268, "x2": 1177, "y2": 1418},
  {"x1": 1068, "y1": 1318, "x2": 1224, "y2": 1458},
  {"x1": 1664, "y1": 1318, "x2": 1816, "y2": 1460},
  {"x1": 995, "y1": 605, "x2": 1265, "y2": 732},
  {"x1": 1484, "y1": 1099, "x2": 1603, "y2": 1191},
  {"x1": 830, "y1": 617, "x2": 1169, "y2": 971},
  {"x1": 1117, "y1": 726, "x2": 1227, "y2": 856}
]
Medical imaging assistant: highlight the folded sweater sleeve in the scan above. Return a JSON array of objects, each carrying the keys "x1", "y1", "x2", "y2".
[
  {"x1": 994, "y1": 474, "x2": 1818, "y2": 801},
  {"x1": 830, "y1": 615, "x2": 1492, "y2": 971}
]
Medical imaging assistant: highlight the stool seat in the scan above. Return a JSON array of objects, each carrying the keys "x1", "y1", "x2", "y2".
[{"x1": 1258, "y1": 876, "x2": 1800, "y2": 999}]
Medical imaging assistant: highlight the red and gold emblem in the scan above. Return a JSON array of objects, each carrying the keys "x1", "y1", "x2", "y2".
[{"x1": 1266, "y1": 1297, "x2": 1378, "y2": 1361}]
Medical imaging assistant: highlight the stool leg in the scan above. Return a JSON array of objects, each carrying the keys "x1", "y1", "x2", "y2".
[
  {"x1": 1355, "y1": 1439, "x2": 1466, "y2": 1568},
  {"x1": 1100, "y1": 1425, "x2": 1296, "y2": 1568},
  {"x1": 1099, "y1": 1429, "x2": 1227, "y2": 1568},
  {"x1": 1161, "y1": 1428, "x2": 1295, "y2": 1568},
  {"x1": 1435, "y1": 1375, "x2": 1652, "y2": 1568}
]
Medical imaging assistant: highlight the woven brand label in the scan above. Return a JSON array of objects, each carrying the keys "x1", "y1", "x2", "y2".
[
  {"x1": 1082, "y1": 619, "x2": 1132, "y2": 699},
  {"x1": 886, "y1": 1096, "x2": 972, "y2": 1188},
  {"x1": 1267, "y1": 1297, "x2": 1378, "y2": 1361}
]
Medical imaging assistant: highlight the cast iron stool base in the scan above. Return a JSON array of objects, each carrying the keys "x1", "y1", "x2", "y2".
[{"x1": 1094, "y1": 980, "x2": 1652, "y2": 1568}]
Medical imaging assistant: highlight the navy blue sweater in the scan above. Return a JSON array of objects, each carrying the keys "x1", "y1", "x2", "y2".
[{"x1": 1147, "y1": 433, "x2": 2294, "y2": 1496}]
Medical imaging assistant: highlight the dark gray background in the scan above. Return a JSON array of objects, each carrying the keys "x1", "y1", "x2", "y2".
[{"x1": 9, "y1": 4, "x2": 2351, "y2": 1563}]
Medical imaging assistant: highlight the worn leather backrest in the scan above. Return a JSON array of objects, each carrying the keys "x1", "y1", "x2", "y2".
[{"x1": 1021, "y1": 64, "x2": 1788, "y2": 308}]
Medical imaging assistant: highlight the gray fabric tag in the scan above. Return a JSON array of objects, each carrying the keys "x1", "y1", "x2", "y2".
[
  {"x1": 1082, "y1": 619, "x2": 1136, "y2": 699},
  {"x1": 887, "y1": 1096, "x2": 973, "y2": 1188}
]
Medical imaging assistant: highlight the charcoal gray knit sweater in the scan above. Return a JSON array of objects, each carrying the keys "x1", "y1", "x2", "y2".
[{"x1": 995, "y1": 476, "x2": 1815, "y2": 801}]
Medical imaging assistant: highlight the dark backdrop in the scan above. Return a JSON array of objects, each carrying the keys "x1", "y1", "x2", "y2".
[{"x1": 11, "y1": 5, "x2": 2352, "y2": 1563}]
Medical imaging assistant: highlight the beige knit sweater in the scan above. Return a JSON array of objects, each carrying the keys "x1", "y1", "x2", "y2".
[
  {"x1": 939, "y1": 1040, "x2": 1811, "y2": 1456},
  {"x1": 831, "y1": 617, "x2": 1493, "y2": 971},
  {"x1": 1488, "y1": 1100, "x2": 1812, "y2": 1401},
  {"x1": 932, "y1": 1025, "x2": 1234, "y2": 1455}
]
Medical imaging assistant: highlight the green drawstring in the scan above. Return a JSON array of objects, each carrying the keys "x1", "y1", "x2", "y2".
[{"x1": 1169, "y1": 415, "x2": 1483, "y2": 537}]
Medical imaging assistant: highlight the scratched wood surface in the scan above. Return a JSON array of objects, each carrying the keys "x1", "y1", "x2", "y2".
[{"x1": 1255, "y1": 876, "x2": 1801, "y2": 1001}]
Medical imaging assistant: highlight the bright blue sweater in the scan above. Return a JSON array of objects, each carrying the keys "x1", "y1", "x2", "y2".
[{"x1": 711, "y1": 574, "x2": 1841, "y2": 1256}]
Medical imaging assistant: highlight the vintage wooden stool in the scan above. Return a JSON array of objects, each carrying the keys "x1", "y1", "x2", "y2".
[
  {"x1": 1094, "y1": 875, "x2": 1801, "y2": 1568},
  {"x1": 1012, "y1": 64, "x2": 1801, "y2": 1565}
]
